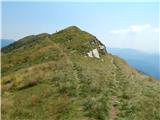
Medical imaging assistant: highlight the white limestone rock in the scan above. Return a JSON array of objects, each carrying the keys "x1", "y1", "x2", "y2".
[
  {"x1": 87, "y1": 51, "x2": 93, "y2": 57},
  {"x1": 99, "y1": 45, "x2": 105, "y2": 49},
  {"x1": 87, "y1": 48, "x2": 101, "y2": 59},
  {"x1": 92, "y1": 48, "x2": 100, "y2": 58}
]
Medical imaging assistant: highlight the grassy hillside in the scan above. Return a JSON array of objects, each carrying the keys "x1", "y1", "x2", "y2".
[{"x1": 1, "y1": 26, "x2": 160, "y2": 120}]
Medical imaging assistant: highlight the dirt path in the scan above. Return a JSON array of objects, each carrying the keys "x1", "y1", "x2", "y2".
[
  {"x1": 109, "y1": 56, "x2": 119, "y2": 120},
  {"x1": 109, "y1": 96, "x2": 118, "y2": 120}
]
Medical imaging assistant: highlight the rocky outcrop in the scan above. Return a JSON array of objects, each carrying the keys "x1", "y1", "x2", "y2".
[
  {"x1": 99, "y1": 45, "x2": 105, "y2": 49},
  {"x1": 87, "y1": 51, "x2": 93, "y2": 57},
  {"x1": 87, "y1": 43, "x2": 106, "y2": 59},
  {"x1": 92, "y1": 49, "x2": 100, "y2": 58},
  {"x1": 87, "y1": 48, "x2": 100, "y2": 59}
]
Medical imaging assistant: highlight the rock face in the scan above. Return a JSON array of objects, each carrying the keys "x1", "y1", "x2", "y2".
[
  {"x1": 92, "y1": 48, "x2": 100, "y2": 58},
  {"x1": 87, "y1": 48, "x2": 100, "y2": 58},
  {"x1": 87, "y1": 51, "x2": 93, "y2": 57},
  {"x1": 87, "y1": 43, "x2": 106, "y2": 59},
  {"x1": 99, "y1": 45, "x2": 105, "y2": 49}
]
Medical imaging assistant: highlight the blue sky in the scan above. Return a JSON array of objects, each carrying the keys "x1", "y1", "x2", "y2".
[{"x1": 1, "y1": 1, "x2": 159, "y2": 53}]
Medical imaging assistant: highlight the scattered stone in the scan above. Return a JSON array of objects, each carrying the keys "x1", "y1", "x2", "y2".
[{"x1": 101, "y1": 59, "x2": 104, "y2": 61}]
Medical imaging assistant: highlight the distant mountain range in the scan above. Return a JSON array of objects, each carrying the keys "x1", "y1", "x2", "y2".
[
  {"x1": 108, "y1": 48, "x2": 160, "y2": 80},
  {"x1": 1, "y1": 39, "x2": 15, "y2": 48}
]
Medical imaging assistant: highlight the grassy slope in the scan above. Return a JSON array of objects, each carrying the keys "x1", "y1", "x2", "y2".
[{"x1": 1, "y1": 26, "x2": 160, "y2": 120}]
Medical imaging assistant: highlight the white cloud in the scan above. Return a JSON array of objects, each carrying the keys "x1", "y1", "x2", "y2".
[
  {"x1": 110, "y1": 28, "x2": 130, "y2": 34},
  {"x1": 130, "y1": 24, "x2": 151, "y2": 32},
  {"x1": 108, "y1": 24, "x2": 159, "y2": 53},
  {"x1": 110, "y1": 29, "x2": 129, "y2": 34},
  {"x1": 110, "y1": 24, "x2": 151, "y2": 34},
  {"x1": 152, "y1": 28, "x2": 160, "y2": 33}
]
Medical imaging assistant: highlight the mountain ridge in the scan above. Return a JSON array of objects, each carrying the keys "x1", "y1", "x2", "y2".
[{"x1": 2, "y1": 26, "x2": 160, "y2": 120}]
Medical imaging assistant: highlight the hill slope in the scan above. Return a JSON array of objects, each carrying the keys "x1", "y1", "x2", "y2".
[{"x1": 1, "y1": 26, "x2": 160, "y2": 120}]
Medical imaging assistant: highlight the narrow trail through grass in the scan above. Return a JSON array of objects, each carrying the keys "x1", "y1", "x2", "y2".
[
  {"x1": 108, "y1": 56, "x2": 119, "y2": 120},
  {"x1": 109, "y1": 96, "x2": 118, "y2": 120}
]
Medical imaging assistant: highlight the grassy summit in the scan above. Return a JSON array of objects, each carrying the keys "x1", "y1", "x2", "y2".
[{"x1": 1, "y1": 26, "x2": 160, "y2": 120}]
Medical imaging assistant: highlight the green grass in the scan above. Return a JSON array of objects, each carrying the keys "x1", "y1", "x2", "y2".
[{"x1": 1, "y1": 26, "x2": 160, "y2": 120}]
